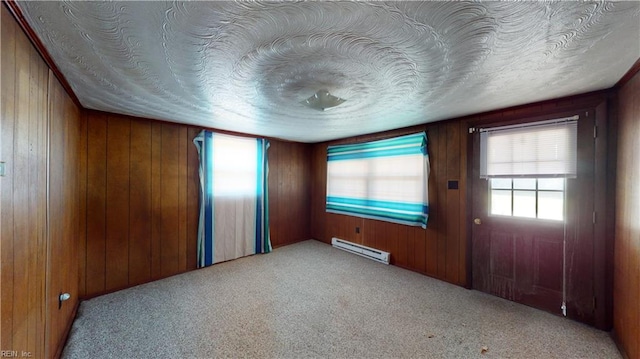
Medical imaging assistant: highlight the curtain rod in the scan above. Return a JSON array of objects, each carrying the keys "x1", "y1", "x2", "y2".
[{"x1": 479, "y1": 115, "x2": 579, "y2": 133}]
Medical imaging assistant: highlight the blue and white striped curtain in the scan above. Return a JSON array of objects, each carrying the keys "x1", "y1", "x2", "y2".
[
  {"x1": 193, "y1": 131, "x2": 271, "y2": 268},
  {"x1": 326, "y1": 132, "x2": 429, "y2": 228}
]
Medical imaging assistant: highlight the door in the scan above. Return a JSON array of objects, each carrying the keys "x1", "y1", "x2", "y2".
[
  {"x1": 471, "y1": 111, "x2": 595, "y2": 319},
  {"x1": 471, "y1": 177, "x2": 566, "y2": 314}
]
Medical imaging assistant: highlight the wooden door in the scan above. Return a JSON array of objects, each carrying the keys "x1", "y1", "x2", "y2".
[
  {"x1": 471, "y1": 111, "x2": 596, "y2": 320},
  {"x1": 471, "y1": 178, "x2": 565, "y2": 314}
]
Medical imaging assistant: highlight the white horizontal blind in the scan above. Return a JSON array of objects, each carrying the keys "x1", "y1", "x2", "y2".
[{"x1": 480, "y1": 116, "x2": 578, "y2": 178}]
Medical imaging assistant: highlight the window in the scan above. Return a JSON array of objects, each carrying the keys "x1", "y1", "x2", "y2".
[
  {"x1": 490, "y1": 178, "x2": 565, "y2": 221},
  {"x1": 211, "y1": 134, "x2": 258, "y2": 197},
  {"x1": 480, "y1": 116, "x2": 578, "y2": 178},
  {"x1": 480, "y1": 116, "x2": 577, "y2": 221},
  {"x1": 326, "y1": 132, "x2": 430, "y2": 228},
  {"x1": 193, "y1": 131, "x2": 271, "y2": 268}
]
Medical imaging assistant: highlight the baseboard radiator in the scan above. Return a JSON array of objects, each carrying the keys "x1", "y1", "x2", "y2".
[{"x1": 331, "y1": 237, "x2": 390, "y2": 265}]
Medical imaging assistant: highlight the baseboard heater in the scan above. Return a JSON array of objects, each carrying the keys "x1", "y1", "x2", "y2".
[{"x1": 331, "y1": 237, "x2": 390, "y2": 265}]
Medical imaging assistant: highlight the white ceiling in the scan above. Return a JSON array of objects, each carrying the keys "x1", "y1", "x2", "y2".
[{"x1": 16, "y1": 1, "x2": 640, "y2": 143}]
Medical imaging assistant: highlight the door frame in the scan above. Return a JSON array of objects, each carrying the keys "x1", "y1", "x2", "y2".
[{"x1": 464, "y1": 99, "x2": 613, "y2": 330}]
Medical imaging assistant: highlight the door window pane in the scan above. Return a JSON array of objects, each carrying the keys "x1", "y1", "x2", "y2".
[
  {"x1": 489, "y1": 178, "x2": 565, "y2": 221},
  {"x1": 491, "y1": 190, "x2": 512, "y2": 216},
  {"x1": 538, "y1": 191, "x2": 564, "y2": 220},
  {"x1": 513, "y1": 178, "x2": 536, "y2": 190},
  {"x1": 513, "y1": 191, "x2": 536, "y2": 218},
  {"x1": 491, "y1": 178, "x2": 512, "y2": 189},
  {"x1": 538, "y1": 178, "x2": 565, "y2": 191}
]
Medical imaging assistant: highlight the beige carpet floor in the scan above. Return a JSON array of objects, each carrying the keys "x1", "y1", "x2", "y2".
[{"x1": 62, "y1": 240, "x2": 621, "y2": 359}]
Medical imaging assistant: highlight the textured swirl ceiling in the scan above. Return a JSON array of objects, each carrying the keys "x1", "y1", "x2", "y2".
[{"x1": 16, "y1": 1, "x2": 640, "y2": 142}]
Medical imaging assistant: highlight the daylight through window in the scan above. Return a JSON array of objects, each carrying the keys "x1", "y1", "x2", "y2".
[
  {"x1": 490, "y1": 178, "x2": 565, "y2": 221},
  {"x1": 326, "y1": 132, "x2": 430, "y2": 228}
]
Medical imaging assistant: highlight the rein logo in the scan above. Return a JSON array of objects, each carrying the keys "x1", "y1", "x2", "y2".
[{"x1": 1, "y1": 351, "x2": 31, "y2": 358}]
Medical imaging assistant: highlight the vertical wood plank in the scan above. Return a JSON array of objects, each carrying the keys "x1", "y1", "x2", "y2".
[
  {"x1": 150, "y1": 122, "x2": 162, "y2": 279},
  {"x1": 30, "y1": 39, "x2": 48, "y2": 357},
  {"x1": 12, "y1": 18, "x2": 34, "y2": 352},
  {"x1": 445, "y1": 122, "x2": 460, "y2": 283},
  {"x1": 614, "y1": 70, "x2": 640, "y2": 359},
  {"x1": 268, "y1": 141, "x2": 280, "y2": 245},
  {"x1": 178, "y1": 127, "x2": 188, "y2": 271},
  {"x1": 45, "y1": 68, "x2": 61, "y2": 358},
  {"x1": 1, "y1": 6, "x2": 17, "y2": 349},
  {"x1": 379, "y1": 221, "x2": 390, "y2": 255},
  {"x1": 77, "y1": 112, "x2": 88, "y2": 297},
  {"x1": 320, "y1": 145, "x2": 328, "y2": 243},
  {"x1": 367, "y1": 220, "x2": 379, "y2": 254},
  {"x1": 105, "y1": 115, "x2": 130, "y2": 290},
  {"x1": 276, "y1": 141, "x2": 286, "y2": 244},
  {"x1": 64, "y1": 82, "x2": 81, "y2": 332},
  {"x1": 293, "y1": 144, "x2": 307, "y2": 241},
  {"x1": 86, "y1": 114, "x2": 108, "y2": 295},
  {"x1": 386, "y1": 222, "x2": 398, "y2": 262},
  {"x1": 275, "y1": 141, "x2": 285, "y2": 245},
  {"x1": 310, "y1": 144, "x2": 327, "y2": 243},
  {"x1": 301, "y1": 144, "x2": 312, "y2": 241},
  {"x1": 396, "y1": 224, "x2": 409, "y2": 268},
  {"x1": 287, "y1": 142, "x2": 296, "y2": 241},
  {"x1": 160, "y1": 124, "x2": 180, "y2": 277},
  {"x1": 458, "y1": 120, "x2": 469, "y2": 286},
  {"x1": 285, "y1": 142, "x2": 295, "y2": 242},
  {"x1": 46, "y1": 72, "x2": 81, "y2": 358},
  {"x1": 414, "y1": 227, "x2": 427, "y2": 274},
  {"x1": 437, "y1": 123, "x2": 449, "y2": 278},
  {"x1": 565, "y1": 111, "x2": 596, "y2": 324},
  {"x1": 128, "y1": 119, "x2": 152, "y2": 286},
  {"x1": 340, "y1": 216, "x2": 350, "y2": 243},
  {"x1": 425, "y1": 126, "x2": 439, "y2": 276}
]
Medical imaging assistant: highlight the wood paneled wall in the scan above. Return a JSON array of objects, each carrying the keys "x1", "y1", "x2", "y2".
[
  {"x1": 1, "y1": 5, "x2": 82, "y2": 357},
  {"x1": 614, "y1": 69, "x2": 640, "y2": 359},
  {"x1": 80, "y1": 112, "x2": 312, "y2": 298},
  {"x1": 80, "y1": 112, "x2": 200, "y2": 297},
  {"x1": 1, "y1": 7, "x2": 48, "y2": 355},
  {"x1": 268, "y1": 141, "x2": 312, "y2": 248},
  {"x1": 310, "y1": 121, "x2": 468, "y2": 286},
  {"x1": 46, "y1": 68, "x2": 83, "y2": 358}
]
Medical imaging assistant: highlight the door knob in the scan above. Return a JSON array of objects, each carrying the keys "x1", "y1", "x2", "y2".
[
  {"x1": 59, "y1": 292, "x2": 71, "y2": 309},
  {"x1": 474, "y1": 218, "x2": 482, "y2": 225}
]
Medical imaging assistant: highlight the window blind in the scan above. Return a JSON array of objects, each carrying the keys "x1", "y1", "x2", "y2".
[
  {"x1": 326, "y1": 132, "x2": 429, "y2": 228},
  {"x1": 480, "y1": 116, "x2": 578, "y2": 178}
]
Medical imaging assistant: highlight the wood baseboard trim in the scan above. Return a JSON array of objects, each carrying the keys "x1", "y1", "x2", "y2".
[
  {"x1": 271, "y1": 238, "x2": 309, "y2": 249},
  {"x1": 79, "y1": 269, "x2": 195, "y2": 300}
]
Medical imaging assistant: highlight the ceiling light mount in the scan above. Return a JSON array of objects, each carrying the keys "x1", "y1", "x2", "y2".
[{"x1": 301, "y1": 89, "x2": 346, "y2": 111}]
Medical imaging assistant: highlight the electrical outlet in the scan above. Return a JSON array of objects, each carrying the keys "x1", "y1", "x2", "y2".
[{"x1": 355, "y1": 227, "x2": 360, "y2": 234}]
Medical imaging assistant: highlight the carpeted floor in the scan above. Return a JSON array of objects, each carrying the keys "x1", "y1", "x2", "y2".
[{"x1": 62, "y1": 240, "x2": 621, "y2": 359}]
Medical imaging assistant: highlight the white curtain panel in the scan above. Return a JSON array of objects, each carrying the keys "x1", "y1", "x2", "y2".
[{"x1": 193, "y1": 131, "x2": 271, "y2": 267}]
